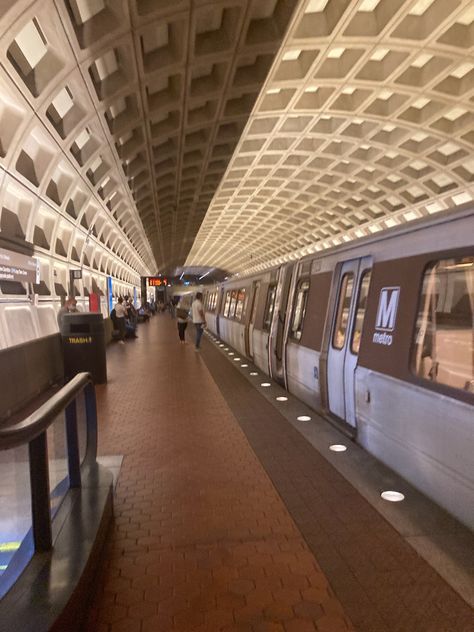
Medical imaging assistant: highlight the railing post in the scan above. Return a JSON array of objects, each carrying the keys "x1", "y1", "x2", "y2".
[
  {"x1": 28, "y1": 431, "x2": 52, "y2": 551},
  {"x1": 65, "y1": 399, "x2": 81, "y2": 488},
  {"x1": 84, "y1": 382, "x2": 98, "y2": 466}
]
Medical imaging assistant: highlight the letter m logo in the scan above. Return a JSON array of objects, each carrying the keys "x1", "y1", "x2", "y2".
[{"x1": 375, "y1": 287, "x2": 400, "y2": 332}]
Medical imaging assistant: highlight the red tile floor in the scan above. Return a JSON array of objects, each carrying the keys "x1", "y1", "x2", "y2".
[{"x1": 86, "y1": 316, "x2": 473, "y2": 632}]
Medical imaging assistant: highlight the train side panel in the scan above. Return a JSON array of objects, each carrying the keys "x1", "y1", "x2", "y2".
[
  {"x1": 355, "y1": 367, "x2": 474, "y2": 528},
  {"x1": 286, "y1": 342, "x2": 321, "y2": 408}
]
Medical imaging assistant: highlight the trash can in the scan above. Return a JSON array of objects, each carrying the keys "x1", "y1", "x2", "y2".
[{"x1": 61, "y1": 312, "x2": 107, "y2": 384}]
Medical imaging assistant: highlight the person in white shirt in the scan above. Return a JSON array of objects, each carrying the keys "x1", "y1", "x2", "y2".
[
  {"x1": 114, "y1": 296, "x2": 127, "y2": 344},
  {"x1": 191, "y1": 292, "x2": 206, "y2": 350}
]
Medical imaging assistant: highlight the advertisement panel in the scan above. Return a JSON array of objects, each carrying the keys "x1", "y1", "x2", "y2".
[
  {"x1": 0, "y1": 248, "x2": 39, "y2": 284},
  {"x1": 107, "y1": 276, "x2": 113, "y2": 315}
]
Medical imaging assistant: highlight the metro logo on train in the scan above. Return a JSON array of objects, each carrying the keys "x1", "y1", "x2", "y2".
[{"x1": 373, "y1": 287, "x2": 400, "y2": 346}]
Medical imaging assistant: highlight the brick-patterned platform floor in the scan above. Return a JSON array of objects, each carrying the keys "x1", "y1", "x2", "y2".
[{"x1": 86, "y1": 316, "x2": 473, "y2": 632}]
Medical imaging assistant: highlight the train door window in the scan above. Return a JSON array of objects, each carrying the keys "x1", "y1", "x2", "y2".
[
  {"x1": 290, "y1": 279, "x2": 310, "y2": 341},
  {"x1": 351, "y1": 270, "x2": 372, "y2": 354},
  {"x1": 223, "y1": 291, "x2": 231, "y2": 316},
  {"x1": 235, "y1": 289, "x2": 246, "y2": 321},
  {"x1": 332, "y1": 273, "x2": 354, "y2": 349},
  {"x1": 250, "y1": 282, "x2": 260, "y2": 324},
  {"x1": 263, "y1": 284, "x2": 277, "y2": 331},
  {"x1": 229, "y1": 290, "x2": 238, "y2": 318},
  {"x1": 412, "y1": 256, "x2": 473, "y2": 393}
]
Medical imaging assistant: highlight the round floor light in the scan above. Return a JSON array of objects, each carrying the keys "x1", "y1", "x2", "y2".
[
  {"x1": 241, "y1": 364, "x2": 248, "y2": 368},
  {"x1": 250, "y1": 372, "x2": 258, "y2": 376},
  {"x1": 381, "y1": 491, "x2": 405, "y2": 502},
  {"x1": 297, "y1": 415, "x2": 311, "y2": 422},
  {"x1": 261, "y1": 382, "x2": 271, "y2": 387},
  {"x1": 276, "y1": 396, "x2": 288, "y2": 402},
  {"x1": 329, "y1": 444, "x2": 347, "y2": 452},
  {"x1": 219, "y1": 344, "x2": 224, "y2": 347},
  {"x1": 228, "y1": 351, "x2": 234, "y2": 355},
  {"x1": 224, "y1": 347, "x2": 229, "y2": 351},
  {"x1": 234, "y1": 357, "x2": 241, "y2": 361}
]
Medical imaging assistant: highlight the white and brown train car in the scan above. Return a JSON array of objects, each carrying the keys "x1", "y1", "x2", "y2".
[{"x1": 203, "y1": 206, "x2": 474, "y2": 529}]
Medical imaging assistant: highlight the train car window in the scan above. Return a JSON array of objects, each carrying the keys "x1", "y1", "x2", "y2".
[
  {"x1": 332, "y1": 273, "x2": 354, "y2": 349},
  {"x1": 412, "y1": 256, "x2": 473, "y2": 393},
  {"x1": 263, "y1": 284, "x2": 277, "y2": 331},
  {"x1": 351, "y1": 271, "x2": 372, "y2": 354},
  {"x1": 223, "y1": 291, "x2": 231, "y2": 316},
  {"x1": 290, "y1": 279, "x2": 310, "y2": 341},
  {"x1": 235, "y1": 289, "x2": 246, "y2": 321},
  {"x1": 229, "y1": 290, "x2": 238, "y2": 318}
]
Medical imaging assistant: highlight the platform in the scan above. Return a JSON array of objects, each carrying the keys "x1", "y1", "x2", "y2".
[{"x1": 86, "y1": 315, "x2": 473, "y2": 632}]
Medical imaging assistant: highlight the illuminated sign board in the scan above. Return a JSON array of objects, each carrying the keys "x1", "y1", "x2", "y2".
[
  {"x1": 148, "y1": 277, "x2": 167, "y2": 287},
  {"x1": 0, "y1": 247, "x2": 39, "y2": 284}
]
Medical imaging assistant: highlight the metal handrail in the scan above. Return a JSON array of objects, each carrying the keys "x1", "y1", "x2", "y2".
[
  {"x1": 0, "y1": 373, "x2": 91, "y2": 449},
  {"x1": 0, "y1": 372, "x2": 98, "y2": 556}
]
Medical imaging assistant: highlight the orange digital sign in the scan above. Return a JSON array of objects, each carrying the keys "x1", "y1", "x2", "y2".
[{"x1": 148, "y1": 277, "x2": 167, "y2": 287}]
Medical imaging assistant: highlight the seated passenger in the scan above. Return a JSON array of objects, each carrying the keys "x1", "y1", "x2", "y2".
[
  {"x1": 110, "y1": 309, "x2": 121, "y2": 340},
  {"x1": 138, "y1": 305, "x2": 150, "y2": 323},
  {"x1": 57, "y1": 296, "x2": 80, "y2": 329}
]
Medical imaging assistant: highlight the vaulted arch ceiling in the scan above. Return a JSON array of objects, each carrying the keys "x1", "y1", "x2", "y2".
[
  {"x1": 188, "y1": 0, "x2": 474, "y2": 275},
  {"x1": 0, "y1": 0, "x2": 473, "y2": 284}
]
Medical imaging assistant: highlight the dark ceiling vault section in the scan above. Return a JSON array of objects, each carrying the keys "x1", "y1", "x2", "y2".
[{"x1": 61, "y1": 0, "x2": 300, "y2": 274}]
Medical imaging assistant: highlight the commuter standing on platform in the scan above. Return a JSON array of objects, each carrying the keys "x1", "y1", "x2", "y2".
[
  {"x1": 192, "y1": 292, "x2": 206, "y2": 351},
  {"x1": 176, "y1": 299, "x2": 189, "y2": 344},
  {"x1": 114, "y1": 296, "x2": 127, "y2": 344}
]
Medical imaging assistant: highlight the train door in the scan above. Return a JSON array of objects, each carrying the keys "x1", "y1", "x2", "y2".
[
  {"x1": 216, "y1": 288, "x2": 224, "y2": 337},
  {"x1": 245, "y1": 281, "x2": 260, "y2": 359},
  {"x1": 326, "y1": 257, "x2": 372, "y2": 427},
  {"x1": 269, "y1": 264, "x2": 294, "y2": 385}
]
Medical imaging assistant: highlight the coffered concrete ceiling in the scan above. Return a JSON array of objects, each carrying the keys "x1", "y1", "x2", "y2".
[
  {"x1": 0, "y1": 0, "x2": 473, "y2": 285},
  {"x1": 188, "y1": 0, "x2": 474, "y2": 275}
]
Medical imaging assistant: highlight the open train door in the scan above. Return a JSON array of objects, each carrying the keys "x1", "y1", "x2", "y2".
[
  {"x1": 326, "y1": 257, "x2": 372, "y2": 427},
  {"x1": 245, "y1": 281, "x2": 260, "y2": 359}
]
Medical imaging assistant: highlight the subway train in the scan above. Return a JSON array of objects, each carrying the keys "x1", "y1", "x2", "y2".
[{"x1": 202, "y1": 205, "x2": 474, "y2": 530}]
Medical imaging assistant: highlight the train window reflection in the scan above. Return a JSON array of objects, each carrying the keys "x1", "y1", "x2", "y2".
[
  {"x1": 229, "y1": 290, "x2": 238, "y2": 318},
  {"x1": 235, "y1": 289, "x2": 246, "y2": 321},
  {"x1": 223, "y1": 291, "x2": 231, "y2": 316},
  {"x1": 263, "y1": 284, "x2": 277, "y2": 331},
  {"x1": 351, "y1": 270, "x2": 372, "y2": 354},
  {"x1": 332, "y1": 273, "x2": 354, "y2": 350},
  {"x1": 290, "y1": 279, "x2": 310, "y2": 341},
  {"x1": 413, "y1": 256, "x2": 473, "y2": 393}
]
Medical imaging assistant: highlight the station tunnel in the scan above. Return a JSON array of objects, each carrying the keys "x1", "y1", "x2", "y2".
[{"x1": 0, "y1": 1, "x2": 473, "y2": 631}]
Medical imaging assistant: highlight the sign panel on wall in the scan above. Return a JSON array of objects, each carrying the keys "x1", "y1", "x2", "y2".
[
  {"x1": 148, "y1": 277, "x2": 167, "y2": 287},
  {"x1": 107, "y1": 276, "x2": 113, "y2": 315},
  {"x1": 0, "y1": 247, "x2": 39, "y2": 284}
]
